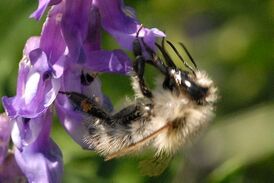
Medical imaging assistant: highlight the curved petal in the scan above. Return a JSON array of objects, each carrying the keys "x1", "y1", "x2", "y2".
[
  {"x1": 2, "y1": 45, "x2": 63, "y2": 119},
  {"x1": 84, "y1": 49, "x2": 132, "y2": 74},
  {"x1": 83, "y1": 6, "x2": 101, "y2": 52},
  {"x1": 40, "y1": 2, "x2": 66, "y2": 65},
  {"x1": 23, "y1": 37, "x2": 41, "y2": 56},
  {"x1": 30, "y1": 0, "x2": 51, "y2": 20},
  {"x1": 55, "y1": 99, "x2": 88, "y2": 148},
  {"x1": 30, "y1": 0, "x2": 62, "y2": 20},
  {"x1": 14, "y1": 139, "x2": 63, "y2": 183},
  {"x1": 93, "y1": 0, "x2": 165, "y2": 50},
  {"x1": 11, "y1": 117, "x2": 43, "y2": 150},
  {"x1": 61, "y1": 0, "x2": 91, "y2": 63},
  {"x1": 13, "y1": 110, "x2": 63, "y2": 183}
]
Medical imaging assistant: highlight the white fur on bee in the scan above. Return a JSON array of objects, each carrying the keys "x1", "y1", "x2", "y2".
[
  {"x1": 83, "y1": 70, "x2": 217, "y2": 157},
  {"x1": 143, "y1": 71, "x2": 216, "y2": 155}
]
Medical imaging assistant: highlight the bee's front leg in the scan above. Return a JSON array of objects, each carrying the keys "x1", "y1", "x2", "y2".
[
  {"x1": 132, "y1": 31, "x2": 153, "y2": 98},
  {"x1": 59, "y1": 91, "x2": 111, "y2": 122}
]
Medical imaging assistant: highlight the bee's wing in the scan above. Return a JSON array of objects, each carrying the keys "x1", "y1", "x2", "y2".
[{"x1": 139, "y1": 154, "x2": 172, "y2": 176}]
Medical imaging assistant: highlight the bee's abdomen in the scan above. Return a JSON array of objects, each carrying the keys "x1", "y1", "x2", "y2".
[{"x1": 83, "y1": 102, "x2": 153, "y2": 156}]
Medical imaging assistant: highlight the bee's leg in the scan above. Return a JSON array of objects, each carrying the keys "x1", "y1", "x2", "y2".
[
  {"x1": 139, "y1": 37, "x2": 168, "y2": 75},
  {"x1": 132, "y1": 36, "x2": 153, "y2": 98},
  {"x1": 112, "y1": 103, "x2": 150, "y2": 126},
  {"x1": 59, "y1": 91, "x2": 111, "y2": 121}
]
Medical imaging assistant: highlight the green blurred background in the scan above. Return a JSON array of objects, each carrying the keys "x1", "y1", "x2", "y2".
[{"x1": 0, "y1": 0, "x2": 273, "y2": 182}]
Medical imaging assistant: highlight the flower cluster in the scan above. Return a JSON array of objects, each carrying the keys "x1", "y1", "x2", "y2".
[{"x1": 0, "y1": 0, "x2": 164, "y2": 182}]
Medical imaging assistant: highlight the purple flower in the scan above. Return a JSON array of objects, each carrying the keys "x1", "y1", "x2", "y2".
[
  {"x1": 0, "y1": 113, "x2": 26, "y2": 182},
  {"x1": 0, "y1": 111, "x2": 63, "y2": 183},
  {"x1": 1, "y1": 0, "x2": 165, "y2": 182},
  {"x1": 31, "y1": 0, "x2": 165, "y2": 54},
  {"x1": 12, "y1": 110, "x2": 63, "y2": 183},
  {"x1": 2, "y1": 37, "x2": 64, "y2": 119},
  {"x1": 93, "y1": 0, "x2": 165, "y2": 50}
]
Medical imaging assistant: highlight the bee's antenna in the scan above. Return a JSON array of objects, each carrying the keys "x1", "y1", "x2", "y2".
[
  {"x1": 155, "y1": 38, "x2": 176, "y2": 68},
  {"x1": 179, "y1": 42, "x2": 198, "y2": 69},
  {"x1": 166, "y1": 40, "x2": 196, "y2": 74}
]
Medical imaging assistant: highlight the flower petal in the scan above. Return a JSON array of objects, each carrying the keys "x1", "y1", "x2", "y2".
[
  {"x1": 93, "y1": 0, "x2": 165, "y2": 50},
  {"x1": 40, "y1": 2, "x2": 66, "y2": 65},
  {"x1": 14, "y1": 139, "x2": 63, "y2": 183},
  {"x1": 83, "y1": 6, "x2": 101, "y2": 52},
  {"x1": 30, "y1": 0, "x2": 62, "y2": 20},
  {"x1": 61, "y1": 0, "x2": 91, "y2": 63},
  {"x1": 55, "y1": 100, "x2": 88, "y2": 148},
  {"x1": 85, "y1": 49, "x2": 132, "y2": 74},
  {"x1": 13, "y1": 110, "x2": 63, "y2": 183},
  {"x1": 23, "y1": 37, "x2": 41, "y2": 56},
  {"x1": 2, "y1": 42, "x2": 63, "y2": 118},
  {"x1": 30, "y1": 0, "x2": 51, "y2": 20},
  {"x1": 0, "y1": 114, "x2": 13, "y2": 164},
  {"x1": 11, "y1": 117, "x2": 43, "y2": 150}
]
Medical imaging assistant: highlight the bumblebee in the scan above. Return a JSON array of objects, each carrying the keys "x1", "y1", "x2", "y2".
[{"x1": 61, "y1": 28, "x2": 218, "y2": 176}]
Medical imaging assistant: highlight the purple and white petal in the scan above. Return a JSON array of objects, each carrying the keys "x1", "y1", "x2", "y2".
[
  {"x1": 11, "y1": 117, "x2": 43, "y2": 150},
  {"x1": 2, "y1": 39, "x2": 63, "y2": 118},
  {"x1": 14, "y1": 110, "x2": 63, "y2": 183},
  {"x1": 23, "y1": 36, "x2": 40, "y2": 56}
]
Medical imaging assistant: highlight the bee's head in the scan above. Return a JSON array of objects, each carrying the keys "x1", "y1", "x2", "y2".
[
  {"x1": 154, "y1": 39, "x2": 216, "y2": 104},
  {"x1": 162, "y1": 68, "x2": 209, "y2": 104}
]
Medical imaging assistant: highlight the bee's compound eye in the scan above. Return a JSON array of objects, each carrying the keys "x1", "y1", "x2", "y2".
[{"x1": 186, "y1": 82, "x2": 208, "y2": 101}]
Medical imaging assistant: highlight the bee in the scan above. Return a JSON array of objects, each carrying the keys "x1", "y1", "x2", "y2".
[{"x1": 61, "y1": 27, "x2": 218, "y2": 176}]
